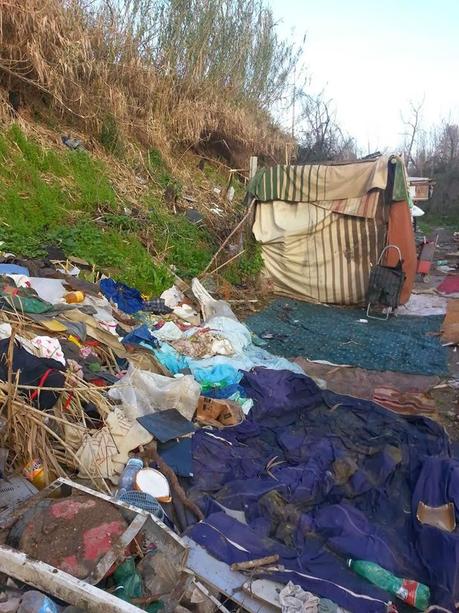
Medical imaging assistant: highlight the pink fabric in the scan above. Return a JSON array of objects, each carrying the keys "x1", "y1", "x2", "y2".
[{"x1": 437, "y1": 274, "x2": 459, "y2": 295}]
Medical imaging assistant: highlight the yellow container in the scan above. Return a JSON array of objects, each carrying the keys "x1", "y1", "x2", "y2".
[
  {"x1": 23, "y1": 459, "x2": 47, "y2": 490},
  {"x1": 65, "y1": 291, "x2": 85, "y2": 304}
]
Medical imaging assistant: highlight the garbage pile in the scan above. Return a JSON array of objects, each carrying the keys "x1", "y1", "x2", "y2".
[
  {"x1": 0, "y1": 253, "x2": 305, "y2": 612},
  {"x1": 0, "y1": 253, "x2": 457, "y2": 613}
]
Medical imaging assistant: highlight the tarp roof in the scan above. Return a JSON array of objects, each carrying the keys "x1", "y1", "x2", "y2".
[{"x1": 248, "y1": 155, "x2": 409, "y2": 204}]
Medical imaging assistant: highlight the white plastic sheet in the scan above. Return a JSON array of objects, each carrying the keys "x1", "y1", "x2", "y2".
[
  {"x1": 28, "y1": 278, "x2": 67, "y2": 304},
  {"x1": 205, "y1": 316, "x2": 251, "y2": 353},
  {"x1": 108, "y1": 366, "x2": 200, "y2": 421}
]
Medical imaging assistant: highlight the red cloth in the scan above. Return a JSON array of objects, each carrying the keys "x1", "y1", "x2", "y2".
[
  {"x1": 437, "y1": 275, "x2": 459, "y2": 295},
  {"x1": 385, "y1": 200, "x2": 417, "y2": 305}
]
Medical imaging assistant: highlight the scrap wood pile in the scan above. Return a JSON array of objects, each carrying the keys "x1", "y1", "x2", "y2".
[{"x1": 1, "y1": 252, "x2": 459, "y2": 612}]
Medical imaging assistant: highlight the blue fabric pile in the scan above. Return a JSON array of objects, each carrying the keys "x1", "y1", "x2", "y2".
[
  {"x1": 99, "y1": 278, "x2": 172, "y2": 315},
  {"x1": 246, "y1": 299, "x2": 448, "y2": 376},
  {"x1": 188, "y1": 368, "x2": 459, "y2": 612}
]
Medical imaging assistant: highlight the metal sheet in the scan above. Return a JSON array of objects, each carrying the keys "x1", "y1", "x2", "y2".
[{"x1": 182, "y1": 536, "x2": 278, "y2": 613}]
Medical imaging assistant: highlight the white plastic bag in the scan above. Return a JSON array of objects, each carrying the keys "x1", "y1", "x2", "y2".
[
  {"x1": 160, "y1": 285, "x2": 185, "y2": 308},
  {"x1": 108, "y1": 365, "x2": 200, "y2": 421},
  {"x1": 192, "y1": 278, "x2": 237, "y2": 322},
  {"x1": 173, "y1": 304, "x2": 201, "y2": 325}
]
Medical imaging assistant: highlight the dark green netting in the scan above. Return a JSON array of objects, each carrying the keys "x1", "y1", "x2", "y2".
[{"x1": 246, "y1": 299, "x2": 447, "y2": 376}]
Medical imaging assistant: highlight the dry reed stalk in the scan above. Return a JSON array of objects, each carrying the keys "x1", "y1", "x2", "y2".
[
  {"x1": 201, "y1": 200, "x2": 254, "y2": 275},
  {"x1": 0, "y1": 335, "x2": 115, "y2": 493},
  {"x1": 0, "y1": 388, "x2": 111, "y2": 493},
  {"x1": 0, "y1": 0, "x2": 294, "y2": 167},
  {"x1": 203, "y1": 249, "x2": 246, "y2": 277}
]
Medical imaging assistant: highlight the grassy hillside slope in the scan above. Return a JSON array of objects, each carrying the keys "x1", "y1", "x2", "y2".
[{"x1": 0, "y1": 122, "x2": 261, "y2": 295}]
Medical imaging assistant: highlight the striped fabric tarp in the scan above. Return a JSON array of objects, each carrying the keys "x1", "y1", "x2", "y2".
[
  {"x1": 315, "y1": 191, "x2": 380, "y2": 219},
  {"x1": 248, "y1": 157, "x2": 391, "y2": 203},
  {"x1": 252, "y1": 197, "x2": 388, "y2": 304}
]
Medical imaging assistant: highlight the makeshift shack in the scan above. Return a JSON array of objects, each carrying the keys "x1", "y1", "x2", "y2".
[
  {"x1": 409, "y1": 176, "x2": 435, "y2": 202},
  {"x1": 248, "y1": 155, "x2": 417, "y2": 305}
]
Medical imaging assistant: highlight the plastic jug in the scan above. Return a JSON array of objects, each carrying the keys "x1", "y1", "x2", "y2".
[{"x1": 116, "y1": 457, "x2": 143, "y2": 498}]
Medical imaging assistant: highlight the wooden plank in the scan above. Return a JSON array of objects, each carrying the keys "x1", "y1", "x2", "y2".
[
  {"x1": 0, "y1": 478, "x2": 190, "y2": 612},
  {"x1": 86, "y1": 512, "x2": 148, "y2": 584},
  {"x1": 249, "y1": 156, "x2": 258, "y2": 180},
  {"x1": 242, "y1": 579, "x2": 283, "y2": 609}
]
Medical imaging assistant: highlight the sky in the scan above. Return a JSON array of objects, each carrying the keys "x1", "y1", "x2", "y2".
[{"x1": 268, "y1": 0, "x2": 459, "y2": 152}]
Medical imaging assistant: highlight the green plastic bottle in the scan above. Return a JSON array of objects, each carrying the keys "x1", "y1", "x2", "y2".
[{"x1": 348, "y1": 559, "x2": 430, "y2": 610}]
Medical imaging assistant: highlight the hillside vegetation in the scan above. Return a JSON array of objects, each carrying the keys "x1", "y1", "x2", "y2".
[
  {"x1": 0, "y1": 0, "x2": 296, "y2": 165},
  {"x1": 0, "y1": 122, "x2": 265, "y2": 294},
  {"x1": 0, "y1": 0, "x2": 297, "y2": 294}
]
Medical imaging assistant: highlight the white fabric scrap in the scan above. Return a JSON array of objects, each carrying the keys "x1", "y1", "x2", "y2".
[
  {"x1": 98, "y1": 320, "x2": 119, "y2": 336},
  {"x1": 153, "y1": 321, "x2": 183, "y2": 341},
  {"x1": 279, "y1": 582, "x2": 320, "y2": 613},
  {"x1": 210, "y1": 337, "x2": 234, "y2": 356},
  {"x1": 0, "y1": 324, "x2": 37, "y2": 356},
  {"x1": 31, "y1": 336, "x2": 66, "y2": 365},
  {"x1": 76, "y1": 407, "x2": 152, "y2": 481},
  {"x1": 0, "y1": 323, "x2": 12, "y2": 340},
  {"x1": 6, "y1": 274, "x2": 30, "y2": 288},
  {"x1": 161, "y1": 285, "x2": 185, "y2": 308}
]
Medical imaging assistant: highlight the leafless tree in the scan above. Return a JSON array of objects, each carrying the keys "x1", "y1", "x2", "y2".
[
  {"x1": 296, "y1": 92, "x2": 357, "y2": 162},
  {"x1": 401, "y1": 98, "x2": 424, "y2": 172}
]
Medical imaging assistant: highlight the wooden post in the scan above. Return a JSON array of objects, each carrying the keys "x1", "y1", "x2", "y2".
[{"x1": 249, "y1": 156, "x2": 258, "y2": 179}]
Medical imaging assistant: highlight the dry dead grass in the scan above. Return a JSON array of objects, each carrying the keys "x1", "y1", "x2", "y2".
[{"x1": 0, "y1": 0, "x2": 291, "y2": 165}]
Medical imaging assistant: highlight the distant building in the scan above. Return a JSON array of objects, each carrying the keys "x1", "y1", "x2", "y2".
[{"x1": 408, "y1": 177, "x2": 435, "y2": 202}]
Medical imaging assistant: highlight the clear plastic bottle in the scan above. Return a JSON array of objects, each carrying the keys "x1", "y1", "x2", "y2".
[
  {"x1": 17, "y1": 590, "x2": 61, "y2": 613},
  {"x1": 116, "y1": 458, "x2": 143, "y2": 498},
  {"x1": 348, "y1": 559, "x2": 430, "y2": 610}
]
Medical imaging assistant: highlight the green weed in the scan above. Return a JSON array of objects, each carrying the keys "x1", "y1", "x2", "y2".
[
  {"x1": 148, "y1": 148, "x2": 182, "y2": 195},
  {"x1": 0, "y1": 125, "x2": 170, "y2": 294},
  {"x1": 99, "y1": 115, "x2": 124, "y2": 157},
  {"x1": 147, "y1": 198, "x2": 215, "y2": 277},
  {"x1": 222, "y1": 239, "x2": 263, "y2": 285},
  {"x1": 418, "y1": 213, "x2": 459, "y2": 234},
  {"x1": 0, "y1": 125, "x2": 261, "y2": 294}
]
